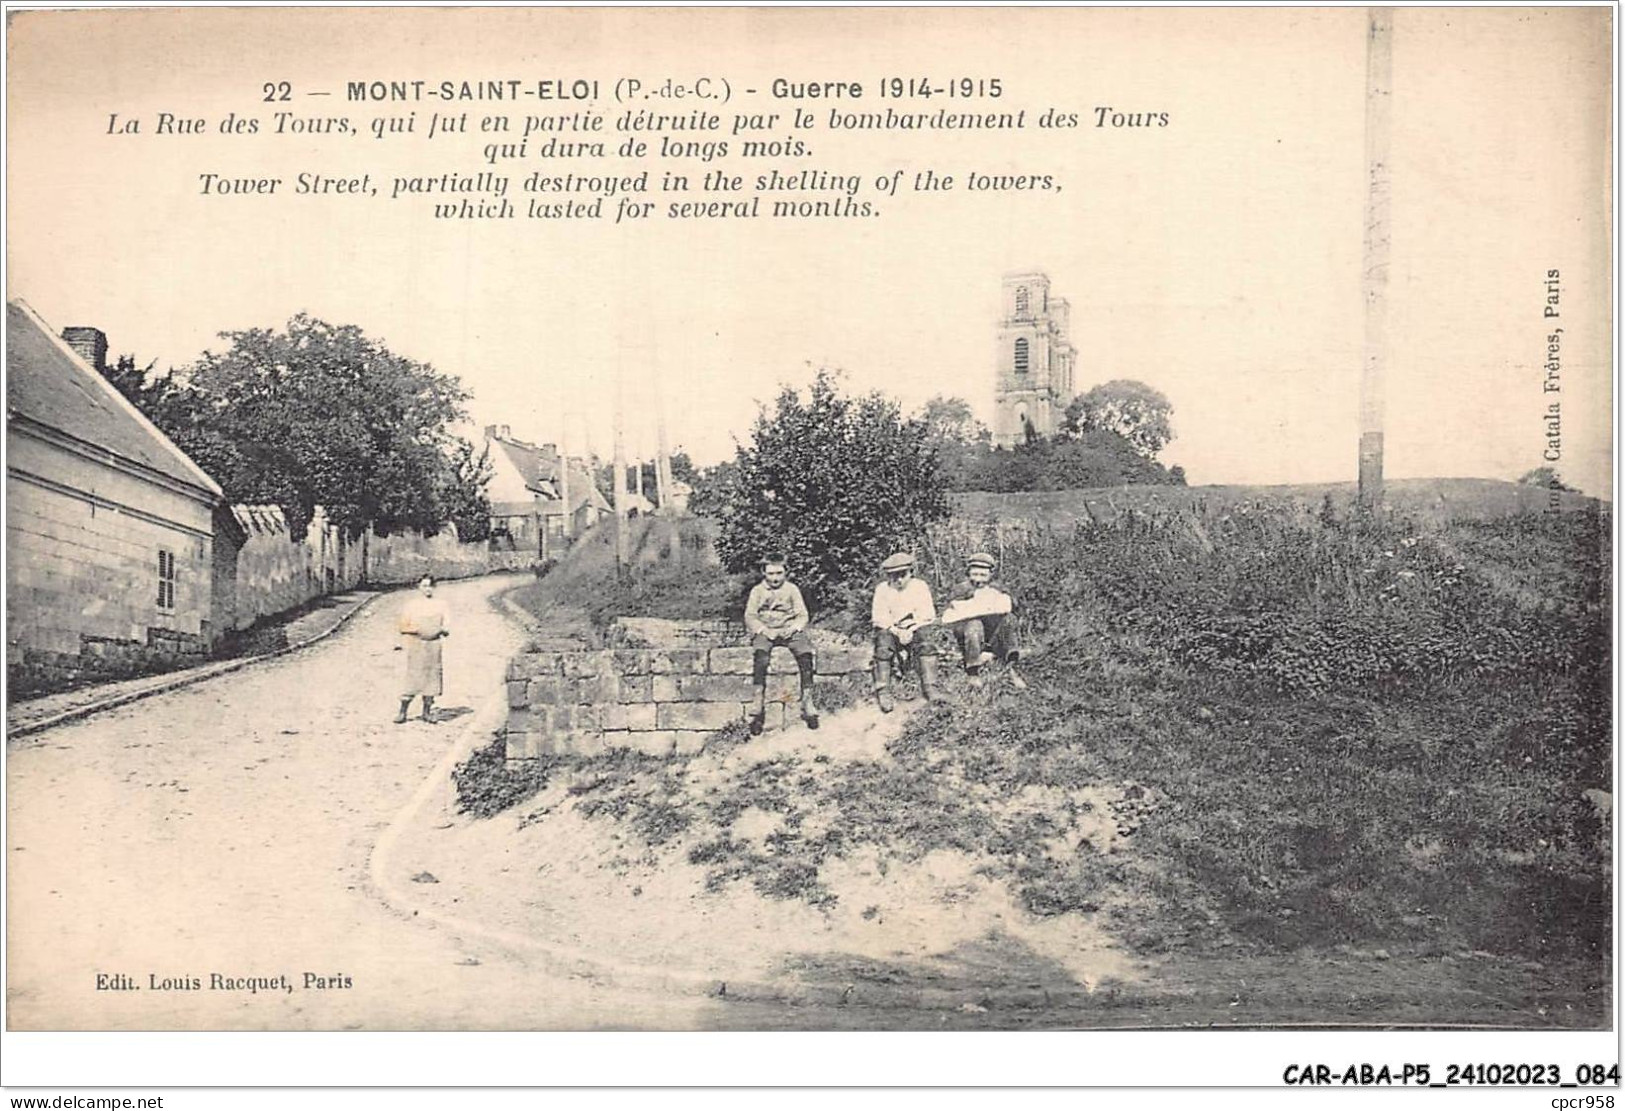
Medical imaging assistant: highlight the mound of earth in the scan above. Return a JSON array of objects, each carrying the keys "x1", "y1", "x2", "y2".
[{"x1": 398, "y1": 701, "x2": 1144, "y2": 999}]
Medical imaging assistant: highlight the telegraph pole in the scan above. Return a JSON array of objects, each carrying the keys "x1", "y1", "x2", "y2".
[
  {"x1": 653, "y1": 374, "x2": 681, "y2": 561},
  {"x1": 1358, "y1": 7, "x2": 1392, "y2": 509},
  {"x1": 557, "y1": 416, "x2": 572, "y2": 549},
  {"x1": 613, "y1": 366, "x2": 630, "y2": 576}
]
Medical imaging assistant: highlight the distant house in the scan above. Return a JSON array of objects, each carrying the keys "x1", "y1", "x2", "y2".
[
  {"x1": 6, "y1": 301, "x2": 224, "y2": 693},
  {"x1": 483, "y1": 425, "x2": 611, "y2": 559}
]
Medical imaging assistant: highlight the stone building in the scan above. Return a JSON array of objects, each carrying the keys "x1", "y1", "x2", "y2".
[
  {"x1": 993, "y1": 272, "x2": 1078, "y2": 448},
  {"x1": 6, "y1": 301, "x2": 224, "y2": 692},
  {"x1": 484, "y1": 425, "x2": 611, "y2": 559}
]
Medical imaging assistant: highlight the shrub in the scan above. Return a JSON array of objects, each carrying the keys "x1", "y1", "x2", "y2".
[{"x1": 713, "y1": 370, "x2": 949, "y2": 608}]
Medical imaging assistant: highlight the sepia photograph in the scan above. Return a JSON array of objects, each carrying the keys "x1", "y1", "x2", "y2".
[{"x1": 2, "y1": 2, "x2": 1616, "y2": 1092}]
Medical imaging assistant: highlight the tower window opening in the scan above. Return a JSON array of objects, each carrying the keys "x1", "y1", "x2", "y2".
[
  {"x1": 1015, "y1": 286, "x2": 1030, "y2": 316},
  {"x1": 1014, "y1": 337, "x2": 1029, "y2": 375}
]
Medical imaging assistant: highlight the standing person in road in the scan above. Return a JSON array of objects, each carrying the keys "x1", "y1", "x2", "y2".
[
  {"x1": 940, "y1": 551, "x2": 1027, "y2": 690},
  {"x1": 870, "y1": 551, "x2": 941, "y2": 712},
  {"x1": 395, "y1": 575, "x2": 451, "y2": 723},
  {"x1": 743, "y1": 554, "x2": 819, "y2": 735}
]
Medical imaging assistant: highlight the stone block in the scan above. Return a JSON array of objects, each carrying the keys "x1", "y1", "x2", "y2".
[
  {"x1": 815, "y1": 646, "x2": 872, "y2": 675},
  {"x1": 668, "y1": 674, "x2": 759, "y2": 702},
  {"x1": 558, "y1": 729, "x2": 605, "y2": 757},
  {"x1": 601, "y1": 702, "x2": 659, "y2": 731},
  {"x1": 504, "y1": 728, "x2": 557, "y2": 760},
  {"x1": 573, "y1": 705, "x2": 602, "y2": 733},
  {"x1": 602, "y1": 729, "x2": 676, "y2": 757},
  {"x1": 657, "y1": 701, "x2": 745, "y2": 731},
  {"x1": 615, "y1": 676, "x2": 653, "y2": 703},
  {"x1": 710, "y1": 644, "x2": 802, "y2": 675},
  {"x1": 765, "y1": 676, "x2": 802, "y2": 703},
  {"x1": 527, "y1": 678, "x2": 565, "y2": 706},
  {"x1": 507, "y1": 650, "x2": 562, "y2": 681},
  {"x1": 507, "y1": 706, "x2": 553, "y2": 734},
  {"x1": 671, "y1": 730, "x2": 711, "y2": 756},
  {"x1": 612, "y1": 650, "x2": 652, "y2": 675},
  {"x1": 707, "y1": 647, "x2": 756, "y2": 675},
  {"x1": 562, "y1": 651, "x2": 613, "y2": 680},
  {"x1": 649, "y1": 647, "x2": 709, "y2": 675},
  {"x1": 506, "y1": 681, "x2": 529, "y2": 709},
  {"x1": 572, "y1": 676, "x2": 604, "y2": 704}
]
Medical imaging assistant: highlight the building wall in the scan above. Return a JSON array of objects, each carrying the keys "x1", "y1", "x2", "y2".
[{"x1": 7, "y1": 429, "x2": 215, "y2": 690}]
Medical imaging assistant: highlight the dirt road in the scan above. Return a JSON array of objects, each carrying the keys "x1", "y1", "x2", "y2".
[
  {"x1": 10, "y1": 573, "x2": 1602, "y2": 1033},
  {"x1": 5, "y1": 574, "x2": 709, "y2": 1030}
]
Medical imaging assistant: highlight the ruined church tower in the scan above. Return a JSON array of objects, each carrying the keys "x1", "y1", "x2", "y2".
[{"x1": 993, "y1": 272, "x2": 1076, "y2": 448}]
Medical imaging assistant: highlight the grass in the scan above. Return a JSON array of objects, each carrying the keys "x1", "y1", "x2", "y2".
[
  {"x1": 458, "y1": 492, "x2": 1611, "y2": 970},
  {"x1": 503, "y1": 516, "x2": 746, "y2": 640}
]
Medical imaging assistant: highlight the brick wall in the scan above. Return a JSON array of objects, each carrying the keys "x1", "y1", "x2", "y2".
[{"x1": 505, "y1": 627, "x2": 872, "y2": 761}]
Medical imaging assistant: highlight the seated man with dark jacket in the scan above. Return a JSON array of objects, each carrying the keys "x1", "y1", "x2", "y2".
[{"x1": 939, "y1": 551, "x2": 1027, "y2": 690}]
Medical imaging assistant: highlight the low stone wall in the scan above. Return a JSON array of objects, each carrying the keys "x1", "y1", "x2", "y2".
[{"x1": 505, "y1": 624, "x2": 872, "y2": 761}]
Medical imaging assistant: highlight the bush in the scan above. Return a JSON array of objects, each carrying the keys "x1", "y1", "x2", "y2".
[
  {"x1": 907, "y1": 503, "x2": 1612, "y2": 956},
  {"x1": 713, "y1": 370, "x2": 949, "y2": 607}
]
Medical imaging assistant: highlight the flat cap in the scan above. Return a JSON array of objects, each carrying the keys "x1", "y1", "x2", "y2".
[
  {"x1": 965, "y1": 552, "x2": 997, "y2": 570},
  {"x1": 880, "y1": 551, "x2": 916, "y2": 573}
]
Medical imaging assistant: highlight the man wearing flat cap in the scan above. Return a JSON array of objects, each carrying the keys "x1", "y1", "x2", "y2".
[
  {"x1": 870, "y1": 550, "x2": 940, "y2": 711},
  {"x1": 940, "y1": 551, "x2": 1027, "y2": 689}
]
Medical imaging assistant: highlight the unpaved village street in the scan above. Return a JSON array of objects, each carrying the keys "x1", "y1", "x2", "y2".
[{"x1": 6, "y1": 574, "x2": 710, "y2": 1030}]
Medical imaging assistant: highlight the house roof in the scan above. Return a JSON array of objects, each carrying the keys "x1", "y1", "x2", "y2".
[
  {"x1": 6, "y1": 300, "x2": 222, "y2": 497},
  {"x1": 485, "y1": 431, "x2": 611, "y2": 516}
]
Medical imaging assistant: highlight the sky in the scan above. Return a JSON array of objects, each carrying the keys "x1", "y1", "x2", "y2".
[{"x1": 6, "y1": 6, "x2": 1613, "y2": 495}]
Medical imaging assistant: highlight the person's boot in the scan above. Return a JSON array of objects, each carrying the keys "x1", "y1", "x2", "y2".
[
  {"x1": 918, "y1": 655, "x2": 943, "y2": 704},
  {"x1": 394, "y1": 698, "x2": 411, "y2": 724},
  {"x1": 873, "y1": 659, "x2": 895, "y2": 713},
  {"x1": 749, "y1": 685, "x2": 767, "y2": 736},
  {"x1": 797, "y1": 658, "x2": 819, "y2": 729},
  {"x1": 420, "y1": 696, "x2": 436, "y2": 723}
]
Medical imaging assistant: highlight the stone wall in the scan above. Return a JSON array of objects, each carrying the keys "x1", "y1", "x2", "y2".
[
  {"x1": 366, "y1": 526, "x2": 510, "y2": 585},
  {"x1": 219, "y1": 505, "x2": 367, "y2": 632},
  {"x1": 505, "y1": 623, "x2": 872, "y2": 761}
]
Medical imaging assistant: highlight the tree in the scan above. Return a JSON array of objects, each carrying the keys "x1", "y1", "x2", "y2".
[
  {"x1": 1063, "y1": 379, "x2": 1174, "y2": 458},
  {"x1": 441, "y1": 439, "x2": 494, "y2": 542},
  {"x1": 918, "y1": 395, "x2": 988, "y2": 446},
  {"x1": 916, "y1": 395, "x2": 990, "y2": 492},
  {"x1": 1519, "y1": 466, "x2": 1573, "y2": 492},
  {"x1": 961, "y1": 431, "x2": 1183, "y2": 492},
  {"x1": 714, "y1": 370, "x2": 949, "y2": 607},
  {"x1": 106, "y1": 315, "x2": 479, "y2": 541}
]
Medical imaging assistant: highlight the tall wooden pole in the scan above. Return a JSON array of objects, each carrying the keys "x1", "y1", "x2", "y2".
[
  {"x1": 653, "y1": 375, "x2": 680, "y2": 561},
  {"x1": 613, "y1": 365, "x2": 630, "y2": 576},
  {"x1": 557, "y1": 421, "x2": 572, "y2": 549},
  {"x1": 1358, "y1": 7, "x2": 1392, "y2": 508}
]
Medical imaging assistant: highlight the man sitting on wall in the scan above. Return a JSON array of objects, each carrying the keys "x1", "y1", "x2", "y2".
[
  {"x1": 939, "y1": 551, "x2": 1027, "y2": 690},
  {"x1": 743, "y1": 553, "x2": 819, "y2": 735},
  {"x1": 871, "y1": 550, "x2": 941, "y2": 712}
]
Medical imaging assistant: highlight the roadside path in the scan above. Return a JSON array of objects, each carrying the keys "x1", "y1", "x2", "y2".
[
  {"x1": 5, "y1": 573, "x2": 707, "y2": 1030},
  {"x1": 7, "y1": 589, "x2": 380, "y2": 738}
]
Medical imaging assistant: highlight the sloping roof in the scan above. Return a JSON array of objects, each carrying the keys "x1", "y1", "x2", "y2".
[
  {"x1": 6, "y1": 300, "x2": 222, "y2": 497},
  {"x1": 490, "y1": 436, "x2": 549, "y2": 494},
  {"x1": 486, "y1": 430, "x2": 611, "y2": 515}
]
